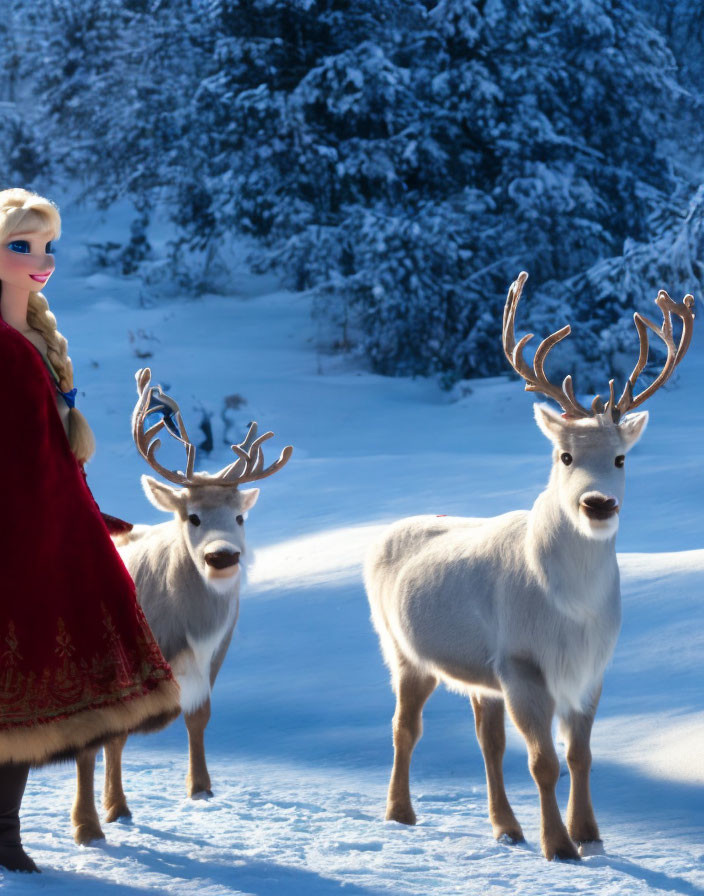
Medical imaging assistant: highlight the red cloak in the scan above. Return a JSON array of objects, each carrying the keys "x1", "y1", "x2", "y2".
[{"x1": 0, "y1": 318, "x2": 179, "y2": 766}]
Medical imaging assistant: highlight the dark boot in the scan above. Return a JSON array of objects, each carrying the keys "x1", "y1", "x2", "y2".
[{"x1": 0, "y1": 762, "x2": 39, "y2": 873}]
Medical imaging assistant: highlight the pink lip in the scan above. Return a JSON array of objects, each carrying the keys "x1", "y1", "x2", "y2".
[{"x1": 29, "y1": 272, "x2": 52, "y2": 282}]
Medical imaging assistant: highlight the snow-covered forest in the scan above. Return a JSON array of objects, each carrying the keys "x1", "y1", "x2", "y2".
[
  {"x1": 2, "y1": 0, "x2": 703, "y2": 387},
  {"x1": 1, "y1": 2, "x2": 704, "y2": 894}
]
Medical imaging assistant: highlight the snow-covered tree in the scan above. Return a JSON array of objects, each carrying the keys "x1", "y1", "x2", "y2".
[{"x1": 9, "y1": 0, "x2": 704, "y2": 387}]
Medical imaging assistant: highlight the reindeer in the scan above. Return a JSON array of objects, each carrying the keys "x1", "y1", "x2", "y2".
[
  {"x1": 72, "y1": 369, "x2": 292, "y2": 845},
  {"x1": 364, "y1": 273, "x2": 694, "y2": 861}
]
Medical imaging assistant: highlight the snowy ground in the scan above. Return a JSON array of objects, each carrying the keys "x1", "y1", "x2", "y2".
[{"x1": 3, "y1": 202, "x2": 703, "y2": 894}]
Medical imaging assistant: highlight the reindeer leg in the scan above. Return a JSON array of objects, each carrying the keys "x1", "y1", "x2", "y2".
[
  {"x1": 72, "y1": 747, "x2": 105, "y2": 845},
  {"x1": 500, "y1": 658, "x2": 578, "y2": 861},
  {"x1": 185, "y1": 698, "x2": 212, "y2": 798},
  {"x1": 103, "y1": 734, "x2": 131, "y2": 823},
  {"x1": 386, "y1": 662, "x2": 437, "y2": 825},
  {"x1": 470, "y1": 693, "x2": 524, "y2": 843},
  {"x1": 560, "y1": 688, "x2": 602, "y2": 854}
]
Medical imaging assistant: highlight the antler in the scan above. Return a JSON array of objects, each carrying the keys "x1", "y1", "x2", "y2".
[
  {"x1": 212, "y1": 421, "x2": 294, "y2": 486},
  {"x1": 503, "y1": 273, "x2": 695, "y2": 421},
  {"x1": 502, "y1": 272, "x2": 592, "y2": 418},
  {"x1": 606, "y1": 290, "x2": 695, "y2": 420},
  {"x1": 133, "y1": 368, "x2": 197, "y2": 485},
  {"x1": 132, "y1": 368, "x2": 293, "y2": 487}
]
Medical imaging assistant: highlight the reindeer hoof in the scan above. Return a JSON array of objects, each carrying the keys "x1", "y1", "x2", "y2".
[
  {"x1": 553, "y1": 848, "x2": 580, "y2": 862},
  {"x1": 496, "y1": 827, "x2": 525, "y2": 846},
  {"x1": 385, "y1": 803, "x2": 416, "y2": 826},
  {"x1": 578, "y1": 839, "x2": 605, "y2": 857},
  {"x1": 546, "y1": 840, "x2": 580, "y2": 862},
  {"x1": 190, "y1": 788, "x2": 214, "y2": 800},
  {"x1": 105, "y1": 803, "x2": 132, "y2": 824},
  {"x1": 73, "y1": 822, "x2": 106, "y2": 846}
]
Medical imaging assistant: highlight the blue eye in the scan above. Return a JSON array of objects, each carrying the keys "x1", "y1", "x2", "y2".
[
  {"x1": 7, "y1": 240, "x2": 30, "y2": 254},
  {"x1": 45, "y1": 242, "x2": 54, "y2": 253}
]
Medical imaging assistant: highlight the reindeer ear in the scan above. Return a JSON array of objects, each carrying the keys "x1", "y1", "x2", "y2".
[
  {"x1": 141, "y1": 475, "x2": 184, "y2": 512},
  {"x1": 533, "y1": 403, "x2": 566, "y2": 443},
  {"x1": 619, "y1": 411, "x2": 648, "y2": 451},
  {"x1": 239, "y1": 488, "x2": 260, "y2": 512}
]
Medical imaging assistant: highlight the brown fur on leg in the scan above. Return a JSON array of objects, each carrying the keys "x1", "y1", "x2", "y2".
[
  {"x1": 500, "y1": 659, "x2": 579, "y2": 861},
  {"x1": 562, "y1": 703, "x2": 602, "y2": 849},
  {"x1": 72, "y1": 748, "x2": 105, "y2": 845},
  {"x1": 185, "y1": 699, "x2": 212, "y2": 798},
  {"x1": 471, "y1": 694, "x2": 524, "y2": 843},
  {"x1": 385, "y1": 664, "x2": 437, "y2": 825},
  {"x1": 103, "y1": 734, "x2": 131, "y2": 823}
]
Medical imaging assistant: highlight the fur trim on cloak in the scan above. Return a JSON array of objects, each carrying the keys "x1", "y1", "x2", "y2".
[{"x1": 0, "y1": 679, "x2": 180, "y2": 767}]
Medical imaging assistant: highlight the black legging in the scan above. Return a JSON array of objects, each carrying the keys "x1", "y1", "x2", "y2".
[{"x1": 0, "y1": 761, "x2": 29, "y2": 847}]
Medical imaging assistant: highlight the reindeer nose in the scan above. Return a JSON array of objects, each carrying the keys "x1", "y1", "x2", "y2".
[
  {"x1": 579, "y1": 494, "x2": 619, "y2": 521},
  {"x1": 204, "y1": 550, "x2": 240, "y2": 570}
]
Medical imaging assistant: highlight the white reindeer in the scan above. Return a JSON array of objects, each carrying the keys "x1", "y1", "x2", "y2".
[
  {"x1": 365, "y1": 273, "x2": 694, "y2": 861},
  {"x1": 72, "y1": 369, "x2": 292, "y2": 845}
]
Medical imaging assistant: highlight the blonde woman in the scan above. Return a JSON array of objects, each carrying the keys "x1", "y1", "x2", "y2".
[{"x1": 0, "y1": 188, "x2": 180, "y2": 872}]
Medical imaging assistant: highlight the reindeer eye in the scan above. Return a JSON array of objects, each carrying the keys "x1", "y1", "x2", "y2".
[
  {"x1": 560, "y1": 452, "x2": 573, "y2": 466},
  {"x1": 188, "y1": 513, "x2": 201, "y2": 526},
  {"x1": 236, "y1": 514, "x2": 244, "y2": 526},
  {"x1": 615, "y1": 455, "x2": 625, "y2": 468}
]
